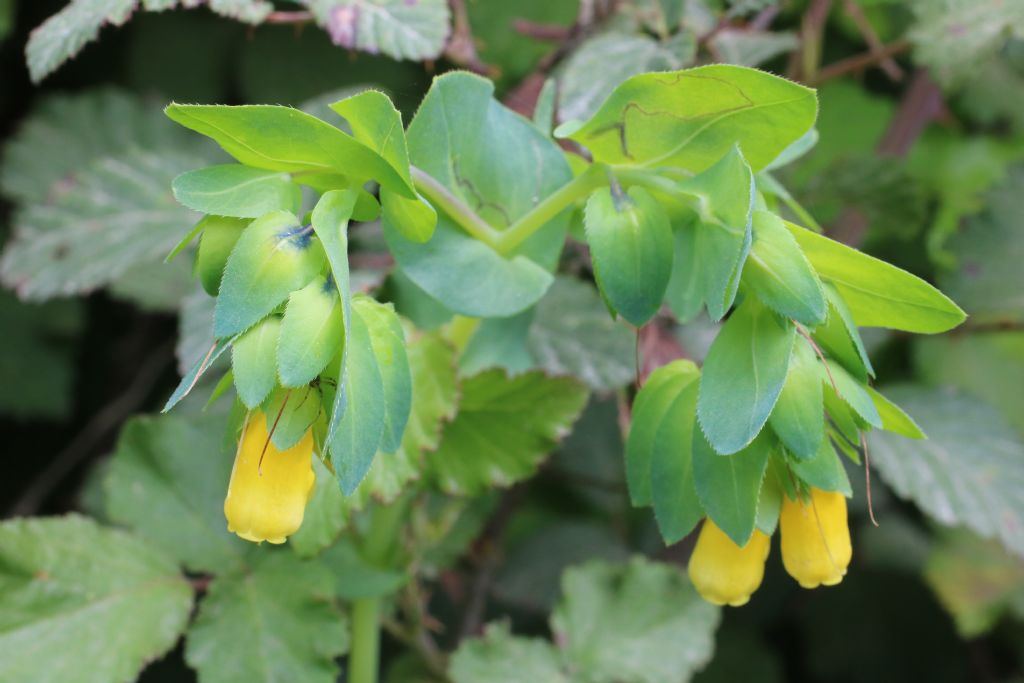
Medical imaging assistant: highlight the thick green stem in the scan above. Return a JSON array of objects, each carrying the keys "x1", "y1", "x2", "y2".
[
  {"x1": 410, "y1": 166, "x2": 503, "y2": 249},
  {"x1": 495, "y1": 163, "x2": 606, "y2": 255},
  {"x1": 349, "y1": 598, "x2": 381, "y2": 683}
]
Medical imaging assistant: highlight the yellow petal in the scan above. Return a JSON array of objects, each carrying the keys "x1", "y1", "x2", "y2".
[
  {"x1": 780, "y1": 488, "x2": 852, "y2": 589},
  {"x1": 224, "y1": 411, "x2": 316, "y2": 544},
  {"x1": 688, "y1": 519, "x2": 771, "y2": 607}
]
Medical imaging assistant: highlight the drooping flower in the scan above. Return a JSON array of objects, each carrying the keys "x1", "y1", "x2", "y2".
[
  {"x1": 223, "y1": 411, "x2": 316, "y2": 544},
  {"x1": 688, "y1": 518, "x2": 771, "y2": 607},
  {"x1": 780, "y1": 487, "x2": 852, "y2": 589}
]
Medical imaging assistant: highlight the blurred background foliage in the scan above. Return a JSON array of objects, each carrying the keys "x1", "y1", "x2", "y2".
[{"x1": 1, "y1": 0, "x2": 1024, "y2": 681}]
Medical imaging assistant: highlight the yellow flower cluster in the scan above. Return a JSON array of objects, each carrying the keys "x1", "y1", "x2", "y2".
[
  {"x1": 223, "y1": 411, "x2": 316, "y2": 544},
  {"x1": 688, "y1": 488, "x2": 851, "y2": 606}
]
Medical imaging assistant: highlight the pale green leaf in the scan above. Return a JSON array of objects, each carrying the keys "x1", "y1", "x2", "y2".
[
  {"x1": 353, "y1": 297, "x2": 412, "y2": 454},
  {"x1": 450, "y1": 623, "x2": 567, "y2": 683},
  {"x1": 185, "y1": 553, "x2": 347, "y2": 683},
  {"x1": 232, "y1": 316, "x2": 281, "y2": 408},
  {"x1": 278, "y1": 276, "x2": 344, "y2": 388},
  {"x1": 693, "y1": 429, "x2": 772, "y2": 546},
  {"x1": 651, "y1": 379, "x2": 705, "y2": 543},
  {"x1": 262, "y1": 384, "x2": 323, "y2": 451},
  {"x1": 0, "y1": 515, "x2": 192, "y2": 683},
  {"x1": 790, "y1": 438, "x2": 851, "y2": 496},
  {"x1": 813, "y1": 283, "x2": 874, "y2": 382},
  {"x1": 173, "y1": 164, "x2": 301, "y2": 218},
  {"x1": 743, "y1": 210, "x2": 826, "y2": 325},
  {"x1": 868, "y1": 386, "x2": 926, "y2": 440},
  {"x1": 196, "y1": 216, "x2": 247, "y2": 296},
  {"x1": 301, "y1": 0, "x2": 450, "y2": 61},
  {"x1": 769, "y1": 337, "x2": 824, "y2": 460}
]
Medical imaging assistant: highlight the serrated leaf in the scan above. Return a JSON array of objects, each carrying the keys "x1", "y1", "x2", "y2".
[
  {"x1": 819, "y1": 360, "x2": 882, "y2": 428},
  {"x1": 450, "y1": 623, "x2": 567, "y2": 683},
  {"x1": 0, "y1": 515, "x2": 192, "y2": 683},
  {"x1": 585, "y1": 185, "x2": 675, "y2": 326},
  {"x1": 556, "y1": 64, "x2": 817, "y2": 173},
  {"x1": 868, "y1": 385, "x2": 1024, "y2": 558},
  {"x1": 214, "y1": 210, "x2": 325, "y2": 338},
  {"x1": 527, "y1": 276, "x2": 636, "y2": 391},
  {"x1": 173, "y1": 164, "x2": 302, "y2": 218},
  {"x1": 790, "y1": 438, "x2": 851, "y2": 496},
  {"x1": 813, "y1": 283, "x2": 874, "y2": 382},
  {"x1": 427, "y1": 370, "x2": 588, "y2": 496},
  {"x1": 330, "y1": 306, "x2": 387, "y2": 494},
  {"x1": 278, "y1": 276, "x2": 344, "y2": 388},
  {"x1": 263, "y1": 385, "x2": 323, "y2": 452},
  {"x1": 785, "y1": 221, "x2": 966, "y2": 333},
  {"x1": 232, "y1": 316, "x2": 281, "y2": 408},
  {"x1": 385, "y1": 72, "x2": 571, "y2": 317},
  {"x1": 743, "y1": 210, "x2": 826, "y2": 325},
  {"x1": 177, "y1": 284, "x2": 217, "y2": 374},
  {"x1": 676, "y1": 145, "x2": 755, "y2": 321},
  {"x1": 1, "y1": 147, "x2": 205, "y2": 301},
  {"x1": 651, "y1": 378, "x2": 705, "y2": 543},
  {"x1": 185, "y1": 553, "x2": 347, "y2": 683},
  {"x1": 625, "y1": 360, "x2": 701, "y2": 506},
  {"x1": 104, "y1": 410, "x2": 250, "y2": 572},
  {"x1": 769, "y1": 337, "x2": 824, "y2": 460},
  {"x1": 868, "y1": 386, "x2": 925, "y2": 440},
  {"x1": 164, "y1": 335, "x2": 235, "y2": 412},
  {"x1": 693, "y1": 428, "x2": 772, "y2": 546},
  {"x1": 551, "y1": 558, "x2": 720, "y2": 683},
  {"x1": 301, "y1": 0, "x2": 450, "y2": 61},
  {"x1": 353, "y1": 297, "x2": 412, "y2": 453},
  {"x1": 195, "y1": 215, "x2": 247, "y2": 296},
  {"x1": 698, "y1": 299, "x2": 796, "y2": 454}
]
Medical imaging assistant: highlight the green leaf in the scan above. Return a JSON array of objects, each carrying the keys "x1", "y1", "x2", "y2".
[
  {"x1": 790, "y1": 438, "x2": 851, "y2": 496},
  {"x1": 385, "y1": 72, "x2": 572, "y2": 317},
  {"x1": 813, "y1": 283, "x2": 874, "y2": 382},
  {"x1": 195, "y1": 216, "x2": 247, "y2": 296},
  {"x1": 278, "y1": 276, "x2": 344, "y2": 388},
  {"x1": 551, "y1": 558, "x2": 720, "y2": 683},
  {"x1": 743, "y1": 210, "x2": 826, "y2": 325},
  {"x1": 820, "y1": 361, "x2": 882, "y2": 428},
  {"x1": 868, "y1": 386, "x2": 926, "y2": 440},
  {"x1": 557, "y1": 31, "x2": 697, "y2": 125},
  {"x1": 352, "y1": 297, "x2": 412, "y2": 454},
  {"x1": 450, "y1": 623, "x2": 568, "y2": 683},
  {"x1": 625, "y1": 360, "x2": 701, "y2": 506},
  {"x1": 320, "y1": 538, "x2": 409, "y2": 600},
  {"x1": 584, "y1": 185, "x2": 675, "y2": 326},
  {"x1": 0, "y1": 515, "x2": 193, "y2": 683},
  {"x1": 165, "y1": 103, "x2": 413, "y2": 194},
  {"x1": 0, "y1": 147, "x2": 206, "y2": 301},
  {"x1": 289, "y1": 456, "x2": 347, "y2": 557},
  {"x1": 0, "y1": 293, "x2": 82, "y2": 419},
  {"x1": 785, "y1": 221, "x2": 966, "y2": 333},
  {"x1": 214, "y1": 210, "x2": 325, "y2": 338},
  {"x1": 693, "y1": 428, "x2": 772, "y2": 546},
  {"x1": 300, "y1": 0, "x2": 450, "y2": 61},
  {"x1": 173, "y1": 164, "x2": 302, "y2": 218},
  {"x1": 26, "y1": 1, "x2": 272, "y2": 82},
  {"x1": 698, "y1": 299, "x2": 796, "y2": 454},
  {"x1": 868, "y1": 385, "x2": 1024, "y2": 558},
  {"x1": 769, "y1": 337, "x2": 824, "y2": 461},
  {"x1": 330, "y1": 89, "x2": 437, "y2": 242},
  {"x1": 104, "y1": 410, "x2": 250, "y2": 572},
  {"x1": 263, "y1": 384, "x2": 323, "y2": 451},
  {"x1": 756, "y1": 455, "x2": 785, "y2": 535},
  {"x1": 527, "y1": 276, "x2": 636, "y2": 391},
  {"x1": 676, "y1": 145, "x2": 755, "y2": 321},
  {"x1": 665, "y1": 214, "x2": 704, "y2": 322},
  {"x1": 710, "y1": 28, "x2": 799, "y2": 68},
  {"x1": 427, "y1": 370, "x2": 588, "y2": 496},
  {"x1": 164, "y1": 335, "x2": 235, "y2": 412},
  {"x1": 232, "y1": 316, "x2": 282, "y2": 408},
  {"x1": 330, "y1": 306, "x2": 387, "y2": 494},
  {"x1": 185, "y1": 553, "x2": 347, "y2": 683},
  {"x1": 556, "y1": 64, "x2": 817, "y2": 173},
  {"x1": 651, "y1": 378, "x2": 705, "y2": 543}
]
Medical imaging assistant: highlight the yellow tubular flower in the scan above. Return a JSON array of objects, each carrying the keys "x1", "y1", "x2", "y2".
[
  {"x1": 688, "y1": 519, "x2": 771, "y2": 607},
  {"x1": 780, "y1": 488, "x2": 852, "y2": 589},
  {"x1": 224, "y1": 411, "x2": 316, "y2": 544}
]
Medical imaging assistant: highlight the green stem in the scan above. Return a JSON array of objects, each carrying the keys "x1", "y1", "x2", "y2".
[
  {"x1": 495, "y1": 163, "x2": 607, "y2": 255},
  {"x1": 349, "y1": 598, "x2": 381, "y2": 683},
  {"x1": 410, "y1": 166, "x2": 503, "y2": 249}
]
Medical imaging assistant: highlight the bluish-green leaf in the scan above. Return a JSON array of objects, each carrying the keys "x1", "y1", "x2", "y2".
[
  {"x1": 173, "y1": 164, "x2": 302, "y2": 218},
  {"x1": 232, "y1": 316, "x2": 281, "y2": 408},
  {"x1": 693, "y1": 428, "x2": 772, "y2": 546},
  {"x1": 164, "y1": 336, "x2": 235, "y2": 412},
  {"x1": 743, "y1": 210, "x2": 826, "y2": 325},
  {"x1": 352, "y1": 296, "x2": 412, "y2": 454},
  {"x1": 786, "y1": 220, "x2": 966, "y2": 333},
  {"x1": 790, "y1": 438, "x2": 852, "y2": 496},
  {"x1": 769, "y1": 337, "x2": 824, "y2": 460},
  {"x1": 813, "y1": 283, "x2": 874, "y2": 382},
  {"x1": 625, "y1": 360, "x2": 700, "y2": 506},
  {"x1": 262, "y1": 385, "x2": 323, "y2": 451},
  {"x1": 665, "y1": 214, "x2": 703, "y2": 322},
  {"x1": 214, "y1": 210, "x2": 325, "y2": 338},
  {"x1": 819, "y1": 361, "x2": 882, "y2": 428},
  {"x1": 278, "y1": 276, "x2": 344, "y2": 388},
  {"x1": 650, "y1": 378, "x2": 704, "y2": 543},
  {"x1": 698, "y1": 299, "x2": 796, "y2": 454},
  {"x1": 584, "y1": 185, "x2": 674, "y2": 326}
]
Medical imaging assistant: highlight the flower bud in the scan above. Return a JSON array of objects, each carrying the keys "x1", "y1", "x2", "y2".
[
  {"x1": 224, "y1": 411, "x2": 316, "y2": 544},
  {"x1": 780, "y1": 488, "x2": 852, "y2": 588},
  {"x1": 688, "y1": 518, "x2": 771, "y2": 607}
]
